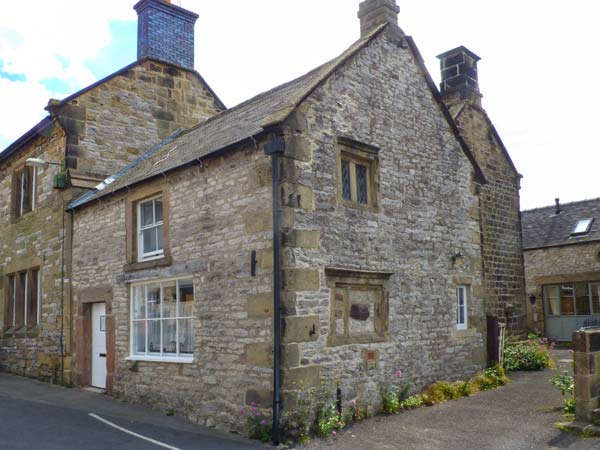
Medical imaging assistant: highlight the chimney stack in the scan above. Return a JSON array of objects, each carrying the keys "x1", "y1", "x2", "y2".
[
  {"x1": 357, "y1": 0, "x2": 401, "y2": 38},
  {"x1": 436, "y1": 46, "x2": 482, "y2": 107},
  {"x1": 134, "y1": 0, "x2": 199, "y2": 71}
]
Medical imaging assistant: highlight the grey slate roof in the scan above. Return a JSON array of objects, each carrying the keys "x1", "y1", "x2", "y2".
[{"x1": 521, "y1": 198, "x2": 600, "y2": 250}]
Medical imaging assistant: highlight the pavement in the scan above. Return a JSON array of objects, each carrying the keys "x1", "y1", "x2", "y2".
[
  {"x1": 302, "y1": 350, "x2": 600, "y2": 450},
  {"x1": 0, "y1": 372, "x2": 267, "y2": 450}
]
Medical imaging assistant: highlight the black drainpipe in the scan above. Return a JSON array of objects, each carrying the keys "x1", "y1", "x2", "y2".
[{"x1": 264, "y1": 132, "x2": 285, "y2": 445}]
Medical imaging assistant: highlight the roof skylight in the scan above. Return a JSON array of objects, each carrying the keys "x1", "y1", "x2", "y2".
[{"x1": 572, "y1": 218, "x2": 593, "y2": 236}]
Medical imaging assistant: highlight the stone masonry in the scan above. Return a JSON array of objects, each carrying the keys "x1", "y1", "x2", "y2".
[
  {"x1": 439, "y1": 47, "x2": 527, "y2": 336},
  {"x1": 0, "y1": 58, "x2": 222, "y2": 383}
]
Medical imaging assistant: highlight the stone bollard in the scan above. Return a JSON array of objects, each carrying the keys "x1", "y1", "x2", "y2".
[{"x1": 573, "y1": 329, "x2": 600, "y2": 422}]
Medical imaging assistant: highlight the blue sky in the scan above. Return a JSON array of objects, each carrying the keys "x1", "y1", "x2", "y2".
[{"x1": 1, "y1": 0, "x2": 599, "y2": 209}]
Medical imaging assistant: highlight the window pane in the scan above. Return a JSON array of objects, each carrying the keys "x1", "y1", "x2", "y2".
[
  {"x1": 560, "y1": 285, "x2": 575, "y2": 315},
  {"x1": 356, "y1": 164, "x2": 368, "y2": 204},
  {"x1": 592, "y1": 284, "x2": 600, "y2": 314},
  {"x1": 147, "y1": 320, "x2": 161, "y2": 354},
  {"x1": 163, "y1": 319, "x2": 177, "y2": 354},
  {"x1": 179, "y1": 318, "x2": 193, "y2": 355},
  {"x1": 179, "y1": 279, "x2": 194, "y2": 317},
  {"x1": 545, "y1": 285, "x2": 561, "y2": 316},
  {"x1": 142, "y1": 228, "x2": 157, "y2": 253},
  {"x1": 163, "y1": 282, "x2": 177, "y2": 318},
  {"x1": 573, "y1": 219, "x2": 592, "y2": 234},
  {"x1": 132, "y1": 321, "x2": 146, "y2": 355},
  {"x1": 27, "y1": 269, "x2": 39, "y2": 327},
  {"x1": 575, "y1": 283, "x2": 590, "y2": 315},
  {"x1": 21, "y1": 167, "x2": 33, "y2": 214},
  {"x1": 141, "y1": 201, "x2": 154, "y2": 227},
  {"x1": 341, "y1": 160, "x2": 351, "y2": 201},
  {"x1": 456, "y1": 287, "x2": 466, "y2": 325},
  {"x1": 132, "y1": 286, "x2": 145, "y2": 319},
  {"x1": 15, "y1": 272, "x2": 26, "y2": 328},
  {"x1": 5, "y1": 275, "x2": 15, "y2": 328},
  {"x1": 156, "y1": 225, "x2": 164, "y2": 252},
  {"x1": 155, "y1": 198, "x2": 163, "y2": 223},
  {"x1": 146, "y1": 284, "x2": 161, "y2": 319}
]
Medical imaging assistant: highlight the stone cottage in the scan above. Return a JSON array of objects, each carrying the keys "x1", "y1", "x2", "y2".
[
  {"x1": 0, "y1": 0, "x2": 224, "y2": 384},
  {"x1": 65, "y1": 0, "x2": 526, "y2": 435},
  {"x1": 522, "y1": 198, "x2": 600, "y2": 341}
]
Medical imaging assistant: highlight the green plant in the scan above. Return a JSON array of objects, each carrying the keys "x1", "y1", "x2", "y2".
[
  {"x1": 165, "y1": 409, "x2": 175, "y2": 417},
  {"x1": 381, "y1": 369, "x2": 412, "y2": 414},
  {"x1": 282, "y1": 384, "x2": 315, "y2": 444},
  {"x1": 399, "y1": 394, "x2": 424, "y2": 409},
  {"x1": 503, "y1": 339, "x2": 552, "y2": 371},
  {"x1": 564, "y1": 397, "x2": 575, "y2": 415},
  {"x1": 454, "y1": 380, "x2": 473, "y2": 397},
  {"x1": 422, "y1": 381, "x2": 459, "y2": 405},
  {"x1": 347, "y1": 399, "x2": 367, "y2": 421},
  {"x1": 315, "y1": 402, "x2": 344, "y2": 437},
  {"x1": 552, "y1": 372, "x2": 574, "y2": 397},
  {"x1": 242, "y1": 403, "x2": 272, "y2": 442},
  {"x1": 471, "y1": 365, "x2": 508, "y2": 391}
]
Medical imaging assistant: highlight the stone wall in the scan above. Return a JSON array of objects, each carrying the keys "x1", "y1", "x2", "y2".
[
  {"x1": 451, "y1": 105, "x2": 526, "y2": 335},
  {"x1": 278, "y1": 26, "x2": 487, "y2": 412},
  {"x1": 524, "y1": 242, "x2": 600, "y2": 334},
  {"x1": 48, "y1": 59, "x2": 222, "y2": 177},
  {"x1": 0, "y1": 126, "x2": 72, "y2": 382},
  {"x1": 71, "y1": 139, "x2": 275, "y2": 431}
]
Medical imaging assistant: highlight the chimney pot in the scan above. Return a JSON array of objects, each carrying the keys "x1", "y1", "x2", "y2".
[
  {"x1": 436, "y1": 46, "x2": 482, "y2": 107},
  {"x1": 555, "y1": 198, "x2": 561, "y2": 214}
]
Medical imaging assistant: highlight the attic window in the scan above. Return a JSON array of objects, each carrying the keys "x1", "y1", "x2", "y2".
[{"x1": 572, "y1": 218, "x2": 593, "y2": 236}]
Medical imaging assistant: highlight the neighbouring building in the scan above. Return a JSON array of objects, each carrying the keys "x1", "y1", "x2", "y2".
[
  {"x1": 0, "y1": 0, "x2": 224, "y2": 384},
  {"x1": 64, "y1": 0, "x2": 526, "y2": 434},
  {"x1": 522, "y1": 198, "x2": 600, "y2": 341}
]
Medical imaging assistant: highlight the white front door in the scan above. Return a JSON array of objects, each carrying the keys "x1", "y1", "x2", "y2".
[{"x1": 91, "y1": 303, "x2": 107, "y2": 389}]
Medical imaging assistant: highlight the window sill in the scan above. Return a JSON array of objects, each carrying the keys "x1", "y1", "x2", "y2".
[
  {"x1": 126, "y1": 355, "x2": 194, "y2": 364},
  {"x1": 123, "y1": 255, "x2": 172, "y2": 272}
]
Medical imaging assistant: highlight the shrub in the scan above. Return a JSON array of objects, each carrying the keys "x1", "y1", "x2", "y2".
[
  {"x1": 315, "y1": 402, "x2": 344, "y2": 437},
  {"x1": 242, "y1": 403, "x2": 272, "y2": 442},
  {"x1": 471, "y1": 365, "x2": 508, "y2": 391},
  {"x1": 551, "y1": 371, "x2": 575, "y2": 420},
  {"x1": 400, "y1": 394, "x2": 424, "y2": 409},
  {"x1": 454, "y1": 380, "x2": 474, "y2": 397},
  {"x1": 503, "y1": 339, "x2": 552, "y2": 371},
  {"x1": 422, "y1": 381, "x2": 459, "y2": 405}
]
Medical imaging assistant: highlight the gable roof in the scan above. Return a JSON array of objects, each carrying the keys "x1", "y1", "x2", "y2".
[
  {"x1": 0, "y1": 57, "x2": 225, "y2": 164},
  {"x1": 71, "y1": 24, "x2": 486, "y2": 210},
  {"x1": 522, "y1": 198, "x2": 600, "y2": 250}
]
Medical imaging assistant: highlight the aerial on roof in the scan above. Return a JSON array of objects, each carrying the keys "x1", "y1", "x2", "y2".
[
  {"x1": 521, "y1": 197, "x2": 600, "y2": 250},
  {"x1": 70, "y1": 23, "x2": 486, "y2": 210}
]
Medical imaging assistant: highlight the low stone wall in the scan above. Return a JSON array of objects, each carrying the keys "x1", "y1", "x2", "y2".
[{"x1": 573, "y1": 329, "x2": 600, "y2": 421}]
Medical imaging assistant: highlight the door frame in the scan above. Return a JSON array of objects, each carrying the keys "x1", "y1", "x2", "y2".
[{"x1": 74, "y1": 287, "x2": 114, "y2": 393}]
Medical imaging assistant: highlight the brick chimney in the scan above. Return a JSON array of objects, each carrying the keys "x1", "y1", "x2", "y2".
[
  {"x1": 357, "y1": 0, "x2": 401, "y2": 38},
  {"x1": 134, "y1": 0, "x2": 199, "y2": 71},
  {"x1": 436, "y1": 46, "x2": 482, "y2": 107}
]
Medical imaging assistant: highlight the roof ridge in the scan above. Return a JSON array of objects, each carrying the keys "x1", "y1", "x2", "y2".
[{"x1": 522, "y1": 196, "x2": 600, "y2": 214}]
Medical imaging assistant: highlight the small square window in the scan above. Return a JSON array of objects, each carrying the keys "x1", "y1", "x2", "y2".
[{"x1": 571, "y1": 218, "x2": 593, "y2": 236}]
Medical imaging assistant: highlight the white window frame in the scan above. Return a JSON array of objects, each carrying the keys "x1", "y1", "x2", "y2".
[
  {"x1": 456, "y1": 285, "x2": 468, "y2": 330},
  {"x1": 127, "y1": 276, "x2": 194, "y2": 363},
  {"x1": 137, "y1": 195, "x2": 164, "y2": 261}
]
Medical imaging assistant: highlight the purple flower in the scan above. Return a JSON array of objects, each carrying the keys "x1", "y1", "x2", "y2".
[
  {"x1": 542, "y1": 337, "x2": 548, "y2": 343},
  {"x1": 337, "y1": 421, "x2": 343, "y2": 427},
  {"x1": 251, "y1": 401, "x2": 257, "y2": 407},
  {"x1": 260, "y1": 419, "x2": 269, "y2": 425},
  {"x1": 332, "y1": 430, "x2": 337, "y2": 436},
  {"x1": 350, "y1": 399, "x2": 357, "y2": 406},
  {"x1": 568, "y1": 349, "x2": 574, "y2": 353},
  {"x1": 395, "y1": 369, "x2": 403, "y2": 379}
]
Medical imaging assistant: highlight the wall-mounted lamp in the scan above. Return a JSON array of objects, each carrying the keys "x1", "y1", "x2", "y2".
[
  {"x1": 451, "y1": 253, "x2": 464, "y2": 268},
  {"x1": 529, "y1": 294, "x2": 537, "y2": 305},
  {"x1": 25, "y1": 158, "x2": 63, "y2": 169}
]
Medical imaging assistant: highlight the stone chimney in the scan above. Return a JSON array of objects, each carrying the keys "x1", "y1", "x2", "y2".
[
  {"x1": 436, "y1": 46, "x2": 482, "y2": 107},
  {"x1": 133, "y1": 0, "x2": 199, "y2": 71},
  {"x1": 357, "y1": 0, "x2": 401, "y2": 38}
]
